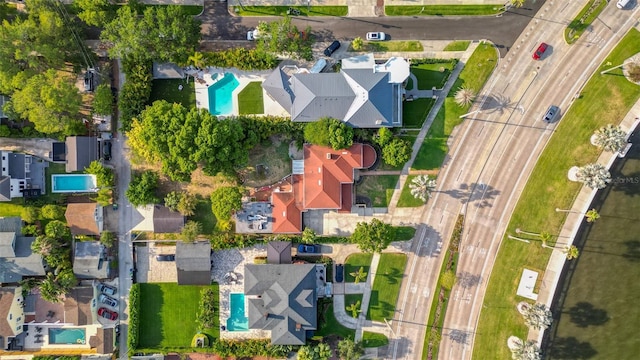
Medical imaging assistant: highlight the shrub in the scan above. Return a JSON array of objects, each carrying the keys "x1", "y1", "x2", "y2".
[
  {"x1": 21, "y1": 207, "x2": 40, "y2": 224},
  {"x1": 196, "y1": 288, "x2": 217, "y2": 329},
  {"x1": 127, "y1": 283, "x2": 140, "y2": 350},
  {"x1": 41, "y1": 205, "x2": 64, "y2": 220}
]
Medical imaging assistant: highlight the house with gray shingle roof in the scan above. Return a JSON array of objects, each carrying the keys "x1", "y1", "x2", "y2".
[
  {"x1": 244, "y1": 264, "x2": 319, "y2": 345},
  {"x1": 176, "y1": 241, "x2": 211, "y2": 285},
  {"x1": 0, "y1": 217, "x2": 45, "y2": 285},
  {"x1": 65, "y1": 136, "x2": 99, "y2": 172},
  {"x1": 263, "y1": 53, "x2": 410, "y2": 128},
  {"x1": 73, "y1": 241, "x2": 109, "y2": 279},
  {"x1": 0, "y1": 151, "x2": 35, "y2": 201}
]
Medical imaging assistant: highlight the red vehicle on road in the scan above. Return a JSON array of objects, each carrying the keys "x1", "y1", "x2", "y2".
[{"x1": 533, "y1": 43, "x2": 548, "y2": 60}]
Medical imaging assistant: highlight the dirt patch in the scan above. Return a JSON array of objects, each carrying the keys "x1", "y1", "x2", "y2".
[{"x1": 239, "y1": 136, "x2": 293, "y2": 188}]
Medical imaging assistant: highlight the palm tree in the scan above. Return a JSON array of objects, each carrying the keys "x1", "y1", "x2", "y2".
[
  {"x1": 187, "y1": 51, "x2": 205, "y2": 69},
  {"x1": 507, "y1": 336, "x2": 541, "y2": 360},
  {"x1": 592, "y1": 124, "x2": 627, "y2": 153},
  {"x1": 555, "y1": 208, "x2": 600, "y2": 222},
  {"x1": 409, "y1": 175, "x2": 437, "y2": 202},
  {"x1": 564, "y1": 245, "x2": 580, "y2": 260},
  {"x1": 454, "y1": 86, "x2": 476, "y2": 107},
  {"x1": 510, "y1": 0, "x2": 526, "y2": 7},
  {"x1": 515, "y1": 229, "x2": 553, "y2": 248},
  {"x1": 350, "y1": 266, "x2": 368, "y2": 283},
  {"x1": 521, "y1": 303, "x2": 553, "y2": 330},
  {"x1": 346, "y1": 300, "x2": 361, "y2": 318},
  {"x1": 576, "y1": 163, "x2": 611, "y2": 190}
]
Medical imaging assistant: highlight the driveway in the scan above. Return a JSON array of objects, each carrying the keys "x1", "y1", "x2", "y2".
[
  {"x1": 0, "y1": 137, "x2": 56, "y2": 159},
  {"x1": 135, "y1": 243, "x2": 178, "y2": 283}
]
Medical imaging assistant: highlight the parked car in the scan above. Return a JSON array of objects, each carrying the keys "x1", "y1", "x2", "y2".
[
  {"x1": 542, "y1": 105, "x2": 560, "y2": 123},
  {"x1": 102, "y1": 141, "x2": 112, "y2": 161},
  {"x1": 97, "y1": 283, "x2": 117, "y2": 296},
  {"x1": 156, "y1": 254, "x2": 176, "y2": 261},
  {"x1": 129, "y1": 268, "x2": 135, "y2": 282},
  {"x1": 298, "y1": 244, "x2": 320, "y2": 253},
  {"x1": 98, "y1": 307, "x2": 118, "y2": 321},
  {"x1": 335, "y1": 264, "x2": 344, "y2": 283},
  {"x1": 324, "y1": 40, "x2": 341, "y2": 57},
  {"x1": 246, "y1": 29, "x2": 261, "y2": 41},
  {"x1": 99, "y1": 294, "x2": 118, "y2": 308},
  {"x1": 617, "y1": 0, "x2": 630, "y2": 9},
  {"x1": 532, "y1": 42, "x2": 548, "y2": 60},
  {"x1": 366, "y1": 32, "x2": 386, "y2": 41}
]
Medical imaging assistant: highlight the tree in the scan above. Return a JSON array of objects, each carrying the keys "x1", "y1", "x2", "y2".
[
  {"x1": 8, "y1": 69, "x2": 82, "y2": 135},
  {"x1": 440, "y1": 270, "x2": 457, "y2": 290},
  {"x1": 301, "y1": 227, "x2": 317, "y2": 244},
  {"x1": 564, "y1": 245, "x2": 580, "y2": 260},
  {"x1": 382, "y1": 138, "x2": 412, "y2": 167},
  {"x1": 85, "y1": 160, "x2": 114, "y2": 187},
  {"x1": 177, "y1": 192, "x2": 198, "y2": 216},
  {"x1": 94, "y1": 188, "x2": 112, "y2": 206},
  {"x1": 374, "y1": 127, "x2": 394, "y2": 147},
  {"x1": 454, "y1": 86, "x2": 476, "y2": 107},
  {"x1": 328, "y1": 119, "x2": 354, "y2": 150},
  {"x1": 350, "y1": 267, "x2": 367, "y2": 284},
  {"x1": 39, "y1": 270, "x2": 77, "y2": 303},
  {"x1": 21, "y1": 207, "x2": 40, "y2": 224},
  {"x1": 592, "y1": 124, "x2": 627, "y2": 153},
  {"x1": 195, "y1": 115, "x2": 249, "y2": 177},
  {"x1": 126, "y1": 171, "x2": 160, "y2": 207},
  {"x1": 93, "y1": 84, "x2": 114, "y2": 116},
  {"x1": 337, "y1": 338, "x2": 364, "y2": 360},
  {"x1": 100, "y1": 231, "x2": 116, "y2": 248},
  {"x1": 297, "y1": 346, "x2": 313, "y2": 360},
  {"x1": 352, "y1": 37, "x2": 364, "y2": 51},
  {"x1": 41, "y1": 205, "x2": 64, "y2": 220},
  {"x1": 210, "y1": 186, "x2": 243, "y2": 221},
  {"x1": 187, "y1": 51, "x2": 206, "y2": 69},
  {"x1": 31, "y1": 235, "x2": 61, "y2": 257},
  {"x1": 255, "y1": 17, "x2": 313, "y2": 60},
  {"x1": 314, "y1": 342, "x2": 332, "y2": 360},
  {"x1": 346, "y1": 299, "x2": 361, "y2": 318},
  {"x1": 409, "y1": 175, "x2": 437, "y2": 202},
  {"x1": 45, "y1": 220, "x2": 69, "y2": 239},
  {"x1": 164, "y1": 191, "x2": 182, "y2": 211},
  {"x1": 304, "y1": 118, "x2": 332, "y2": 147},
  {"x1": 351, "y1": 218, "x2": 395, "y2": 253},
  {"x1": 585, "y1": 208, "x2": 600, "y2": 222},
  {"x1": 181, "y1": 221, "x2": 201, "y2": 243},
  {"x1": 521, "y1": 303, "x2": 553, "y2": 330},
  {"x1": 507, "y1": 336, "x2": 541, "y2": 360},
  {"x1": 576, "y1": 163, "x2": 611, "y2": 190},
  {"x1": 73, "y1": 0, "x2": 115, "y2": 27}
]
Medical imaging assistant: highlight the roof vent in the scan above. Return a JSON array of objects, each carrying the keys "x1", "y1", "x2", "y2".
[
  {"x1": 375, "y1": 120, "x2": 383, "y2": 125},
  {"x1": 326, "y1": 153, "x2": 332, "y2": 159}
]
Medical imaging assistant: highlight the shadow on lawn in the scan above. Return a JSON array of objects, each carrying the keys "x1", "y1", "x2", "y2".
[{"x1": 139, "y1": 284, "x2": 165, "y2": 347}]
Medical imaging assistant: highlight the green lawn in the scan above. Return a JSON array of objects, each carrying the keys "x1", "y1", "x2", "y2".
[
  {"x1": 363, "y1": 331, "x2": 389, "y2": 348},
  {"x1": 443, "y1": 40, "x2": 471, "y2": 51},
  {"x1": 564, "y1": 0, "x2": 608, "y2": 44},
  {"x1": 385, "y1": 5, "x2": 503, "y2": 16},
  {"x1": 344, "y1": 253, "x2": 373, "y2": 283},
  {"x1": 238, "y1": 81, "x2": 264, "y2": 115},
  {"x1": 1, "y1": 163, "x2": 67, "y2": 216},
  {"x1": 191, "y1": 196, "x2": 216, "y2": 235},
  {"x1": 344, "y1": 294, "x2": 363, "y2": 318},
  {"x1": 403, "y1": 98, "x2": 436, "y2": 129},
  {"x1": 138, "y1": 283, "x2": 219, "y2": 349},
  {"x1": 149, "y1": 79, "x2": 196, "y2": 108},
  {"x1": 232, "y1": 6, "x2": 347, "y2": 16},
  {"x1": 315, "y1": 301, "x2": 356, "y2": 339},
  {"x1": 400, "y1": 131, "x2": 420, "y2": 147},
  {"x1": 395, "y1": 226, "x2": 416, "y2": 241},
  {"x1": 355, "y1": 175, "x2": 398, "y2": 207},
  {"x1": 412, "y1": 61, "x2": 456, "y2": 90},
  {"x1": 473, "y1": 28, "x2": 640, "y2": 360},
  {"x1": 356, "y1": 41, "x2": 424, "y2": 52},
  {"x1": 367, "y1": 253, "x2": 407, "y2": 321},
  {"x1": 397, "y1": 175, "x2": 427, "y2": 208},
  {"x1": 0, "y1": 199, "x2": 26, "y2": 217}
]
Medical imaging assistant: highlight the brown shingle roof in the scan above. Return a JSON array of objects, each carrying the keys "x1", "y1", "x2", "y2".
[
  {"x1": 0, "y1": 287, "x2": 18, "y2": 337},
  {"x1": 65, "y1": 203, "x2": 100, "y2": 236},
  {"x1": 63, "y1": 287, "x2": 94, "y2": 325}
]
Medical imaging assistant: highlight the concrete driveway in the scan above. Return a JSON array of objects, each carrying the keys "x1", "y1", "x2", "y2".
[{"x1": 135, "y1": 243, "x2": 177, "y2": 283}]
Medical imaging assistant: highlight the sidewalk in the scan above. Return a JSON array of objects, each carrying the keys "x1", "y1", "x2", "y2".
[{"x1": 528, "y1": 95, "x2": 640, "y2": 344}]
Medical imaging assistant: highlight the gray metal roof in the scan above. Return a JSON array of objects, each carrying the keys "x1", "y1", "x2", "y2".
[
  {"x1": 73, "y1": 241, "x2": 109, "y2": 279},
  {"x1": 267, "y1": 241, "x2": 292, "y2": 264},
  {"x1": 176, "y1": 241, "x2": 211, "y2": 285},
  {"x1": 0, "y1": 236, "x2": 46, "y2": 283},
  {"x1": 290, "y1": 73, "x2": 354, "y2": 122},
  {"x1": 152, "y1": 205, "x2": 185, "y2": 233},
  {"x1": 65, "y1": 136, "x2": 98, "y2": 172},
  {"x1": 0, "y1": 232, "x2": 15, "y2": 257},
  {"x1": 0, "y1": 177, "x2": 9, "y2": 201},
  {"x1": 244, "y1": 264, "x2": 317, "y2": 345},
  {"x1": 262, "y1": 68, "x2": 294, "y2": 111},
  {"x1": 0, "y1": 217, "x2": 21, "y2": 233},
  {"x1": 7, "y1": 152, "x2": 25, "y2": 179}
]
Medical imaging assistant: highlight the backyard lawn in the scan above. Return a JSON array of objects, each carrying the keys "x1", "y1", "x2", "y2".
[
  {"x1": 355, "y1": 175, "x2": 398, "y2": 207},
  {"x1": 367, "y1": 253, "x2": 407, "y2": 322},
  {"x1": 411, "y1": 60, "x2": 456, "y2": 90},
  {"x1": 404, "y1": 98, "x2": 435, "y2": 129},
  {"x1": 192, "y1": 196, "x2": 216, "y2": 235},
  {"x1": 149, "y1": 79, "x2": 196, "y2": 108},
  {"x1": 138, "y1": 283, "x2": 219, "y2": 349},
  {"x1": 315, "y1": 301, "x2": 355, "y2": 339},
  {"x1": 239, "y1": 137, "x2": 292, "y2": 187},
  {"x1": 473, "y1": 28, "x2": 640, "y2": 360},
  {"x1": 397, "y1": 175, "x2": 428, "y2": 208},
  {"x1": 238, "y1": 81, "x2": 264, "y2": 115},
  {"x1": 344, "y1": 253, "x2": 373, "y2": 283}
]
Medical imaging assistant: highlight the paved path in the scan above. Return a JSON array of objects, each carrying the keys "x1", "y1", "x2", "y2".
[{"x1": 0, "y1": 138, "x2": 56, "y2": 160}]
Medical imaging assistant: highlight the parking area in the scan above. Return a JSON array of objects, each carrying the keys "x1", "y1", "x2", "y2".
[{"x1": 135, "y1": 243, "x2": 177, "y2": 283}]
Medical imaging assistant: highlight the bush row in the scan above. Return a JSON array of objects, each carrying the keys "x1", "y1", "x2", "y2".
[
  {"x1": 210, "y1": 339, "x2": 293, "y2": 358},
  {"x1": 201, "y1": 48, "x2": 279, "y2": 71},
  {"x1": 128, "y1": 283, "x2": 141, "y2": 350},
  {"x1": 119, "y1": 55, "x2": 153, "y2": 132}
]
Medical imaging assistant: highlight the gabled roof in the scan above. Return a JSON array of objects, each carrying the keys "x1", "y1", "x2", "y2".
[
  {"x1": 0, "y1": 236, "x2": 46, "y2": 283},
  {"x1": 63, "y1": 287, "x2": 94, "y2": 325},
  {"x1": 290, "y1": 73, "x2": 354, "y2": 122},
  {"x1": 262, "y1": 67, "x2": 294, "y2": 110},
  {"x1": 0, "y1": 287, "x2": 20, "y2": 337},
  {"x1": 132, "y1": 205, "x2": 184, "y2": 233},
  {"x1": 0, "y1": 217, "x2": 21, "y2": 233},
  {"x1": 65, "y1": 136, "x2": 98, "y2": 172},
  {"x1": 245, "y1": 264, "x2": 317, "y2": 345},
  {"x1": 176, "y1": 241, "x2": 211, "y2": 285},
  {"x1": 271, "y1": 192, "x2": 303, "y2": 234},
  {"x1": 73, "y1": 241, "x2": 108, "y2": 279},
  {"x1": 7, "y1": 152, "x2": 25, "y2": 179},
  {"x1": 266, "y1": 241, "x2": 292, "y2": 264},
  {"x1": 0, "y1": 176, "x2": 10, "y2": 201},
  {"x1": 0, "y1": 232, "x2": 15, "y2": 257},
  {"x1": 65, "y1": 202, "x2": 101, "y2": 236}
]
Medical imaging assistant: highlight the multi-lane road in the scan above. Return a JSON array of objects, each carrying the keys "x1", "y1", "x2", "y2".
[{"x1": 386, "y1": 2, "x2": 640, "y2": 360}]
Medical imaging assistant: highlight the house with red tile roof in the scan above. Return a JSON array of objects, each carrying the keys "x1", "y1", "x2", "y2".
[{"x1": 270, "y1": 143, "x2": 376, "y2": 234}]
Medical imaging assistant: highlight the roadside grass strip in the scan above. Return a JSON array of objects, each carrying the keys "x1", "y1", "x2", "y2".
[
  {"x1": 443, "y1": 40, "x2": 471, "y2": 51},
  {"x1": 363, "y1": 331, "x2": 390, "y2": 347},
  {"x1": 473, "y1": 28, "x2": 640, "y2": 360},
  {"x1": 385, "y1": 5, "x2": 504, "y2": 16},
  {"x1": 232, "y1": 6, "x2": 347, "y2": 17},
  {"x1": 421, "y1": 215, "x2": 463, "y2": 360},
  {"x1": 564, "y1": 0, "x2": 608, "y2": 44},
  {"x1": 404, "y1": 98, "x2": 436, "y2": 129},
  {"x1": 367, "y1": 253, "x2": 408, "y2": 322},
  {"x1": 360, "y1": 41, "x2": 424, "y2": 52},
  {"x1": 237, "y1": 81, "x2": 264, "y2": 115}
]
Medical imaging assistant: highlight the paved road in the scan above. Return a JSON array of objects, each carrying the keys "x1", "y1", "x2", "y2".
[{"x1": 199, "y1": 1, "x2": 547, "y2": 56}]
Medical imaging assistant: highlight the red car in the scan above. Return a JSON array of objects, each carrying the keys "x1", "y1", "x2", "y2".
[
  {"x1": 98, "y1": 307, "x2": 118, "y2": 321},
  {"x1": 533, "y1": 43, "x2": 548, "y2": 60}
]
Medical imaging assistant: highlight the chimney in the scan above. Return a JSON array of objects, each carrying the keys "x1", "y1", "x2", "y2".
[{"x1": 326, "y1": 153, "x2": 332, "y2": 159}]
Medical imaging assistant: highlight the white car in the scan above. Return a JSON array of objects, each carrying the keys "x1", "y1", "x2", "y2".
[
  {"x1": 366, "y1": 32, "x2": 386, "y2": 41},
  {"x1": 617, "y1": 0, "x2": 630, "y2": 9}
]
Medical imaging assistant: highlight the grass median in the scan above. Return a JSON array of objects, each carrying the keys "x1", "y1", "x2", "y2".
[
  {"x1": 473, "y1": 28, "x2": 640, "y2": 360},
  {"x1": 385, "y1": 5, "x2": 504, "y2": 16}
]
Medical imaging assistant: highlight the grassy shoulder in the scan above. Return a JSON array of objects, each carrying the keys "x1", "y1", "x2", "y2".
[
  {"x1": 232, "y1": 6, "x2": 347, "y2": 17},
  {"x1": 564, "y1": 0, "x2": 608, "y2": 44},
  {"x1": 350, "y1": 41, "x2": 424, "y2": 52},
  {"x1": 443, "y1": 40, "x2": 471, "y2": 52},
  {"x1": 473, "y1": 28, "x2": 640, "y2": 360},
  {"x1": 363, "y1": 331, "x2": 389, "y2": 347},
  {"x1": 385, "y1": 5, "x2": 504, "y2": 16},
  {"x1": 367, "y1": 253, "x2": 408, "y2": 321}
]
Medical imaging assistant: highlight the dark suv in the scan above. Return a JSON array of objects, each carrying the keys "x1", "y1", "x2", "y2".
[
  {"x1": 335, "y1": 264, "x2": 344, "y2": 282},
  {"x1": 324, "y1": 40, "x2": 341, "y2": 57},
  {"x1": 102, "y1": 141, "x2": 112, "y2": 161}
]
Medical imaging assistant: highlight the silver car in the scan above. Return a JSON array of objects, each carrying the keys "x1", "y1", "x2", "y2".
[
  {"x1": 99, "y1": 294, "x2": 118, "y2": 308},
  {"x1": 542, "y1": 105, "x2": 560, "y2": 123}
]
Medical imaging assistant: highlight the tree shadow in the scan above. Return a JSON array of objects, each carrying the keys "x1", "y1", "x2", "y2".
[
  {"x1": 565, "y1": 302, "x2": 609, "y2": 328},
  {"x1": 380, "y1": 267, "x2": 404, "y2": 285},
  {"x1": 479, "y1": 93, "x2": 519, "y2": 115},
  {"x1": 442, "y1": 182, "x2": 501, "y2": 208},
  {"x1": 546, "y1": 336, "x2": 598, "y2": 359},
  {"x1": 622, "y1": 240, "x2": 640, "y2": 262}
]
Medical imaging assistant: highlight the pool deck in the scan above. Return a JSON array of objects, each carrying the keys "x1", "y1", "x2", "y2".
[{"x1": 193, "y1": 67, "x2": 289, "y2": 117}]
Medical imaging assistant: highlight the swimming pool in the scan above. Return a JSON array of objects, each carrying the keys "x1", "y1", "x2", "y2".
[
  {"x1": 227, "y1": 293, "x2": 248, "y2": 331},
  {"x1": 208, "y1": 72, "x2": 239, "y2": 115},
  {"x1": 52, "y1": 174, "x2": 97, "y2": 193},
  {"x1": 49, "y1": 328, "x2": 86, "y2": 345}
]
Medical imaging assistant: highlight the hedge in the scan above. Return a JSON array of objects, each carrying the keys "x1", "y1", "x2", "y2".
[{"x1": 128, "y1": 283, "x2": 141, "y2": 350}]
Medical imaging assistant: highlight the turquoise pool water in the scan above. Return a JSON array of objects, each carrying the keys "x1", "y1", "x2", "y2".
[
  {"x1": 52, "y1": 174, "x2": 97, "y2": 193},
  {"x1": 49, "y1": 328, "x2": 86, "y2": 345},
  {"x1": 227, "y1": 293, "x2": 248, "y2": 331},
  {"x1": 208, "y1": 72, "x2": 239, "y2": 115}
]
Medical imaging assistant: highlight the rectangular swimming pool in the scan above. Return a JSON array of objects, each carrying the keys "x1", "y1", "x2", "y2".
[
  {"x1": 52, "y1": 174, "x2": 97, "y2": 193},
  {"x1": 49, "y1": 327, "x2": 86, "y2": 345},
  {"x1": 227, "y1": 293, "x2": 248, "y2": 331}
]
